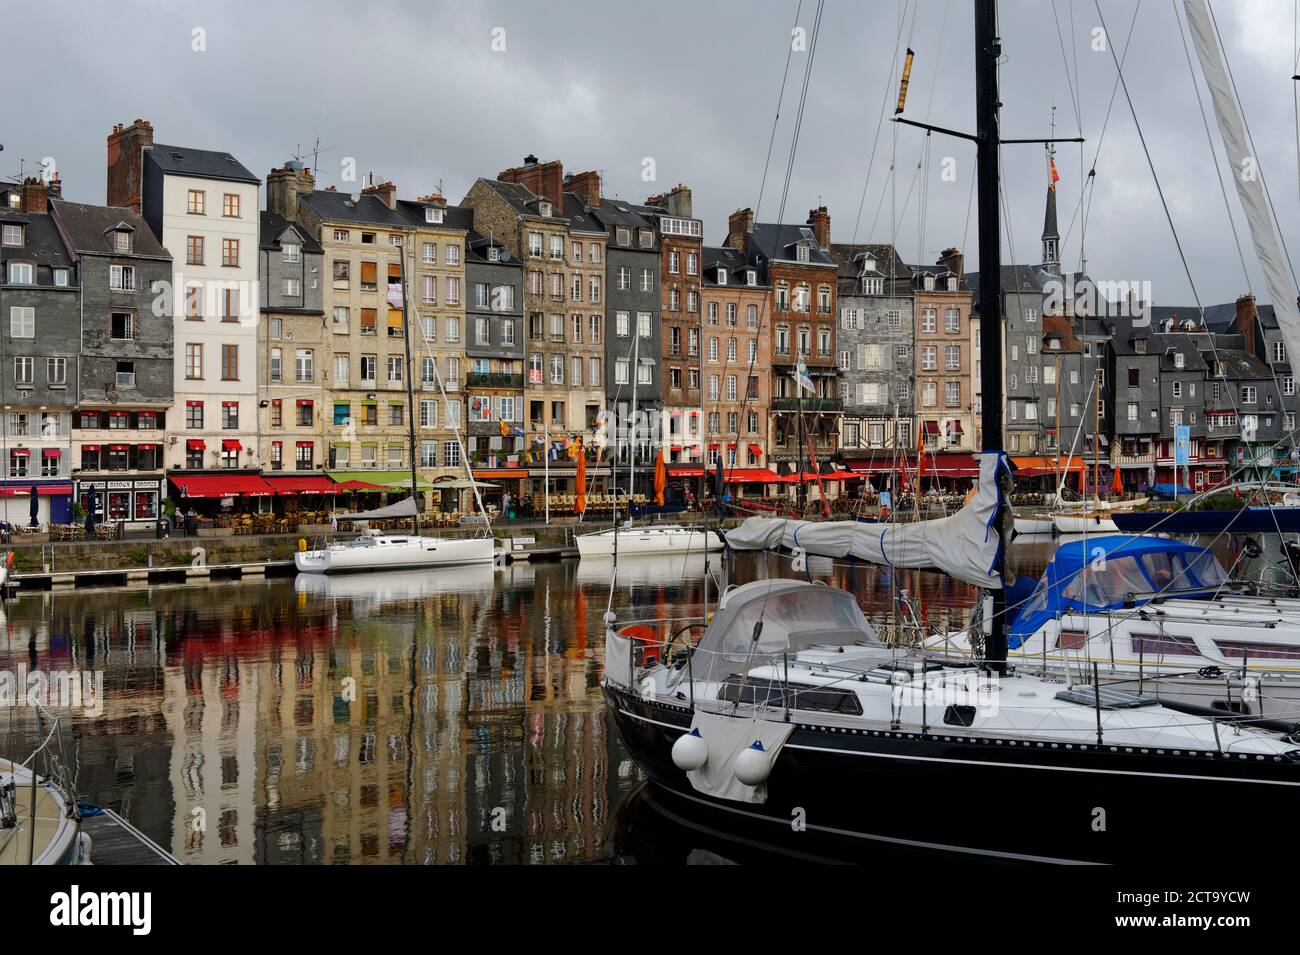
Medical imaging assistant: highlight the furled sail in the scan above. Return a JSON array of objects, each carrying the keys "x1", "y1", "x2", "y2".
[
  {"x1": 1183, "y1": 0, "x2": 1300, "y2": 356},
  {"x1": 724, "y1": 452, "x2": 1010, "y2": 589}
]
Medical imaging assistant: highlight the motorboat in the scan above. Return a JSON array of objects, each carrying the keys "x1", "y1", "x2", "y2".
[
  {"x1": 930, "y1": 534, "x2": 1300, "y2": 717},
  {"x1": 295, "y1": 531, "x2": 497, "y2": 573},
  {"x1": 576, "y1": 523, "x2": 724, "y2": 559},
  {"x1": 0, "y1": 757, "x2": 89, "y2": 865},
  {"x1": 604, "y1": 576, "x2": 1300, "y2": 863}
]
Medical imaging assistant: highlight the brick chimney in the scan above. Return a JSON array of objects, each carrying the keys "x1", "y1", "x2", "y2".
[
  {"x1": 647, "y1": 183, "x2": 693, "y2": 218},
  {"x1": 498, "y1": 155, "x2": 564, "y2": 210},
  {"x1": 1234, "y1": 293, "x2": 1257, "y2": 354},
  {"x1": 565, "y1": 170, "x2": 601, "y2": 207},
  {"x1": 45, "y1": 171, "x2": 62, "y2": 199},
  {"x1": 727, "y1": 208, "x2": 754, "y2": 251},
  {"x1": 19, "y1": 178, "x2": 48, "y2": 215},
  {"x1": 106, "y1": 118, "x2": 154, "y2": 212},
  {"x1": 938, "y1": 246, "x2": 964, "y2": 279},
  {"x1": 361, "y1": 179, "x2": 397, "y2": 210},
  {"x1": 266, "y1": 162, "x2": 315, "y2": 220},
  {"x1": 807, "y1": 205, "x2": 830, "y2": 248}
]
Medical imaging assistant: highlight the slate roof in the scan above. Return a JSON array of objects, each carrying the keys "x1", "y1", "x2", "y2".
[
  {"x1": 701, "y1": 245, "x2": 766, "y2": 287},
  {"x1": 827, "y1": 242, "x2": 909, "y2": 281},
  {"x1": 146, "y1": 143, "x2": 258, "y2": 184},
  {"x1": 49, "y1": 199, "x2": 170, "y2": 259},
  {"x1": 562, "y1": 192, "x2": 606, "y2": 235},
  {"x1": 395, "y1": 198, "x2": 467, "y2": 233},
  {"x1": 259, "y1": 210, "x2": 322, "y2": 253},
  {"x1": 478, "y1": 178, "x2": 562, "y2": 220},
  {"x1": 1, "y1": 207, "x2": 76, "y2": 271},
  {"x1": 1203, "y1": 347, "x2": 1273, "y2": 381},
  {"x1": 747, "y1": 222, "x2": 836, "y2": 266},
  {"x1": 910, "y1": 262, "x2": 970, "y2": 292},
  {"x1": 964, "y1": 264, "x2": 1045, "y2": 296},
  {"x1": 300, "y1": 190, "x2": 409, "y2": 228},
  {"x1": 1152, "y1": 332, "x2": 1210, "y2": 373}
]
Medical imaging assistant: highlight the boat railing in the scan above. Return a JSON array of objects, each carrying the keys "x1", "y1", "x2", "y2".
[{"x1": 0, "y1": 702, "x2": 78, "y2": 864}]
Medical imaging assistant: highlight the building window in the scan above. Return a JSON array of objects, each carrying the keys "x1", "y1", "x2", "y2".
[
  {"x1": 187, "y1": 190, "x2": 205, "y2": 214},
  {"x1": 221, "y1": 344, "x2": 238, "y2": 380}
]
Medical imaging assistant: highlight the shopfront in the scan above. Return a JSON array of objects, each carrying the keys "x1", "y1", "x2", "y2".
[
  {"x1": 75, "y1": 475, "x2": 165, "y2": 525},
  {"x1": 0, "y1": 481, "x2": 74, "y2": 526}
]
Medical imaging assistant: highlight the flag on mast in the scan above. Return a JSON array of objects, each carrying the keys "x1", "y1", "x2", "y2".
[
  {"x1": 1049, "y1": 156, "x2": 1060, "y2": 185},
  {"x1": 792, "y1": 356, "x2": 814, "y2": 394}
]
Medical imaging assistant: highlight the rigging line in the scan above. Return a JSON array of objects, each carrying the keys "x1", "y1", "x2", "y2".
[
  {"x1": 712, "y1": 0, "x2": 826, "y2": 519},
  {"x1": 849, "y1": 0, "x2": 912, "y2": 251},
  {"x1": 1060, "y1": 0, "x2": 1143, "y2": 258},
  {"x1": 1050, "y1": 0, "x2": 1084, "y2": 136},
  {"x1": 1172, "y1": 0, "x2": 1252, "y2": 293},
  {"x1": 1206, "y1": 0, "x2": 1300, "y2": 289},
  {"x1": 754, "y1": 0, "x2": 806, "y2": 222}
]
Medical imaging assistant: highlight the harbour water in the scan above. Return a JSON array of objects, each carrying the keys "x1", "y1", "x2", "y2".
[{"x1": 0, "y1": 536, "x2": 1244, "y2": 864}]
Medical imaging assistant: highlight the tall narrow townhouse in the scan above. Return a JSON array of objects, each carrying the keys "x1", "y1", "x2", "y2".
[
  {"x1": 286, "y1": 178, "x2": 466, "y2": 490},
  {"x1": 258, "y1": 170, "x2": 325, "y2": 472},
  {"x1": 699, "y1": 246, "x2": 770, "y2": 469},
  {"x1": 446, "y1": 205, "x2": 525, "y2": 475},
  {"x1": 644, "y1": 185, "x2": 704, "y2": 463},
  {"x1": 828, "y1": 242, "x2": 914, "y2": 458},
  {"x1": 726, "y1": 206, "x2": 839, "y2": 475},
  {"x1": 0, "y1": 179, "x2": 79, "y2": 524},
  {"x1": 912, "y1": 249, "x2": 975, "y2": 456},
  {"x1": 393, "y1": 189, "x2": 470, "y2": 486},
  {"x1": 50, "y1": 195, "x2": 174, "y2": 527},
  {"x1": 462, "y1": 157, "x2": 605, "y2": 451},
  {"x1": 106, "y1": 120, "x2": 261, "y2": 477},
  {"x1": 571, "y1": 171, "x2": 662, "y2": 466}
]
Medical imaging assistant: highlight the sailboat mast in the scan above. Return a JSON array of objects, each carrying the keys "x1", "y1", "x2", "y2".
[
  {"x1": 974, "y1": 0, "x2": 1007, "y2": 666},
  {"x1": 399, "y1": 229, "x2": 421, "y2": 536}
]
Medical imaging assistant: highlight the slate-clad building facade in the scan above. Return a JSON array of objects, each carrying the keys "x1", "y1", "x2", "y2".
[{"x1": 51, "y1": 195, "x2": 174, "y2": 523}]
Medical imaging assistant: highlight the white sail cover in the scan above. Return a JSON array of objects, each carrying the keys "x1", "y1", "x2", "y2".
[
  {"x1": 333, "y1": 496, "x2": 418, "y2": 521},
  {"x1": 1184, "y1": 0, "x2": 1300, "y2": 357},
  {"x1": 725, "y1": 452, "x2": 1009, "y2": 589}
]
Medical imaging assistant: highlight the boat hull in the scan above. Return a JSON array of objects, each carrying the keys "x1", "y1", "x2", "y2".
[
  {"x1": 294, "y1": 535, "x2": 496, "y2": 573},
  {"x1": 1013, "y1": 516, "x2": 1056, "y2": 536},
  {"x1": 577, "y1": 527, "x2": 724, "y2": 558},
  {"x1": 1052, "y1": 512, "x2": 1119, "y2": 534},
  {"x1": 605, "y1": 683, "x2": 1300, "y2": 864}
]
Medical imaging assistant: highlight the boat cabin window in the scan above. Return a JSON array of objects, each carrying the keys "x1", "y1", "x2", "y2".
[
  {"x1": 1061, "y1": 555, "x2": 1150, "y2": 606},
  {"x1": 1215, "y1": 640, "x2": 1300, "y2": 661},
  {"x1": 1055, "y1": 630, "x2": 1087, "y2": 650},
  {"x1": 705, "y1": 587, "x2": 880, "y2": 663},
  {"x1": 718, "y1": 678, "x2": 864, "y2": 715},
  {"x1": 1131, "y1": 632, "x2": 1200, "y2": 656}
]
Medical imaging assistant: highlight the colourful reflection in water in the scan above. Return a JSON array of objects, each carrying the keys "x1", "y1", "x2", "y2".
[{"x1": 0, "y1": 541, "x2": 1062, "y2": 865}]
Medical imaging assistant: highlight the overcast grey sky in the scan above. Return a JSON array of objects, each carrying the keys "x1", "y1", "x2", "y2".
[{"x1": 7, "y1": 0, "x2": 1299, "y2": 307}]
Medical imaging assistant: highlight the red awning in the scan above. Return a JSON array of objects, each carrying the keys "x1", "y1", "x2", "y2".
[
  {"x1": 333, "y1": 479, "x2": 389, "y2": 491},
  {"x1": 947, "y1": 421, "x2": 964, "y2": 434},
  {"x1": 296, "y1": 399, "x2": 313, "y2": 406},
  {"x1": 222, "y1": 439, "x2": 242, "y2": 452},
  {"x1": 42, "y1": 448, "x2": 60, "y2": 457},
  {"x1": 9, "y1": 448, "x2": 29, "y2": 457},
  {"x1": 81, "y1": 444, "x2": 100, "y2": 452},
  {"x1": 186, "y1": 439, "x2": 205, "y2": 450},
  {"x1": 667, "y1": 466, "x2": 705, "y2": 477},
  {"x1": 922, "y1": 420, "x2": 940, "y2": 435},
  {"x1": 664, "y1": 466, "x2": 782, "y2": 483},
  {"x1": 109, "y1": 444, "x2": 128, "y2": 451},
  {"x1": 262, "y1": 475, "x2": 337, "y2": 495},
  {"x1": 170, "y1": 475, "x2": 274, "y2": 498},
  {"x1": 0, "y1": 483, "x2": 72, "y2": 497},
  {"x1": 747, "y1": 444, "x2": 763, "y2": 456}
]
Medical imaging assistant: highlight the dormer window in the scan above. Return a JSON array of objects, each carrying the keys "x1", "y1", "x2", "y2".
[
  {"x1": 1, "y1": 223, "x2": 22, "y2": 246},
  {"x1": 538, "y1": 201, "x2": 551, "y2": 218},
  {"x1": 113, "y1": 230, "x2": 132, "y2": 253},
  {"x1": 1134, "y1": 339, "x2": 1146, "y2": 354},
  {"x1": 746, "y1": 269, "x2": 757, "y2": 286},
  {"x1": 425, "y1": 207, "x2": 443, "y2": 224},
  {"x1": 1174, "y1": 352, "x2": 1185, "y2": 369},
  {"x1": 864, "y1": 256, "x2": 876, "y2": 273},
  {"x1": 8, "y1": 262, "x2": 33, "y2": 284},
  {"x1": 717, "y1": 268, "x2": 727, "y2": 286},
  {"x1": 53, "y1": 268, "x2": 68, "y2": 287},
  {"x1": 487, "y1": 246, "x2": 501, "y2": 262},
  {"x1": 924, "y1": 275, "x2": 935, "y2": 291},
  {"x1": 795, "y1": 243, "x2": 810, "y2": 263},
  {"x1": 947, "y1": 276, "x2": 957, "y2": 291}
]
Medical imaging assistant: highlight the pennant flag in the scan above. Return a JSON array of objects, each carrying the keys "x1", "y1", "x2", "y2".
[
  {"x1": 1049, "y1": 156, "x2": 1060, "y2": 185},
  {"x1": 791, "y1": 357, "x2": 814, "y2": 394}
]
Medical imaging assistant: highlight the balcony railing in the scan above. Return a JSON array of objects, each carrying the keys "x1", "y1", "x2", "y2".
[
  {"x1": 466, "y1": 371, "x2": 524, "y2": 389},
  {"x1": 772, "y1": 397, "x2": 843, "y2": 412}
]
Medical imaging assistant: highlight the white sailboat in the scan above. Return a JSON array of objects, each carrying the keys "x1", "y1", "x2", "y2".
[{"x1": 576, "y1": 522, "x2": 723, "y2": 558}]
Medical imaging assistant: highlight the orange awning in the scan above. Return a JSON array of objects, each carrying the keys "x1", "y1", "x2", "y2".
[
  {"x1": 472, "y1": 469, "x2": 528, "y2": 479},
  {"x1": 1012, "y1": 455, "x2": 1085, "y2": 477}
]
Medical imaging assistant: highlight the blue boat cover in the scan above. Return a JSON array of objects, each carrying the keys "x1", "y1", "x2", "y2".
[
  {"x1": 1006, "y1": 535, "x2": 1228, "y2": 649},
  {"x1": 1112, "y1": 507, "x2": 1300, "y2": 535},
  {"x1": 1150, "y1": 482, "x2": 1194, "y2": 499}
]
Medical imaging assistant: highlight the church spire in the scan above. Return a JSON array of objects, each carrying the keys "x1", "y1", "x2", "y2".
[{"x1": 1041, "y1": 146, "x2": 1060, "y2": 271}]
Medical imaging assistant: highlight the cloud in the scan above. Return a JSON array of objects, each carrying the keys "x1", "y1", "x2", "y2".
[{"x1": 7, "y1": 0, "x2": 1299, "y2": 307}]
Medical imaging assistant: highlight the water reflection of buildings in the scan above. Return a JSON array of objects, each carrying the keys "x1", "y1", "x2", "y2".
[{"x1": 0, "y1": 544, "x2": 1018, "y2": 865}]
